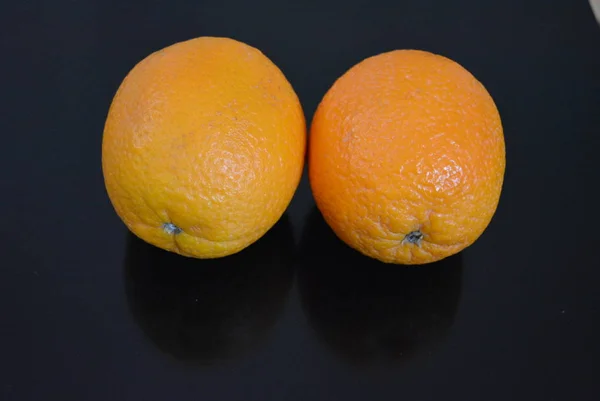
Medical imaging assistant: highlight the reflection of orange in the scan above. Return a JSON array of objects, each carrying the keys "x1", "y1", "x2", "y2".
[
  {"x1": 102, "y1": 37, "x2": 306, "y2": 258},
  {"x1": 297, "y1": 208, "x2": 463, "y2": 367},
  {"x1": 309, "y1": 49, "x2": 505, "y2": 264},
  {"x1": 124, "y1": 214, "x2": 295, "y2": 365}
]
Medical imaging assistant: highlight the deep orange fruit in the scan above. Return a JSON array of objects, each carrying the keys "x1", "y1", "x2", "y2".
[
  {"x1": 309, "y1": 49, "x2": 505, "y2": 265},
  {"x1": 102, "y1": 37, "x2": 306, "y2": 258}
]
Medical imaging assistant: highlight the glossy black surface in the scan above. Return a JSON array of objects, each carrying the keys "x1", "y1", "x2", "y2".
[{"x1": 2, "y1": 1, "x2": 599, "y2": 400}]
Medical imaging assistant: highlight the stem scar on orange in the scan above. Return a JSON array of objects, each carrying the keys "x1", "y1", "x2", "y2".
[
  {"x1": 308, "y1": 49, "x2": 505, "y2": 265},
  {"x1": 102, "y1": 37, "x2": 306, "y2": 259}
]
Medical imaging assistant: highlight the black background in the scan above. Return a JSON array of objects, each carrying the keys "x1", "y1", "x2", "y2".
[{"x1": 1, "y1": 1, "x2": 599, "y2": 400}]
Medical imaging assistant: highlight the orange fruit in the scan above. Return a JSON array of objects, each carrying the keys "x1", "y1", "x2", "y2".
[
  {"x1": 309, "y1": 49, "x2": 505, "y2": 265},
  {"x1": 102, "y1": 37, "x2": 306, "y2": 259}
]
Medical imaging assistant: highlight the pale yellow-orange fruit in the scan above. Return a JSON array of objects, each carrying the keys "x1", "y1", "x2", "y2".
[{"x1": 102, "y1": 37, "x2": 306, "y2": 258}]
